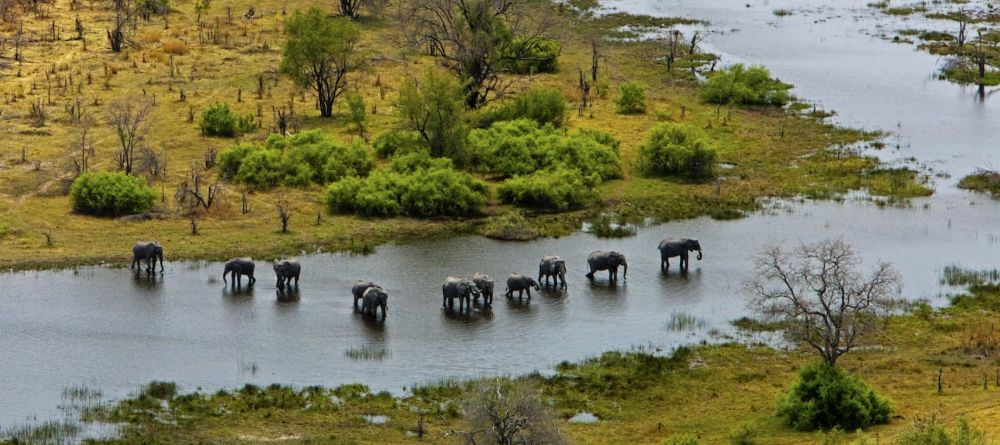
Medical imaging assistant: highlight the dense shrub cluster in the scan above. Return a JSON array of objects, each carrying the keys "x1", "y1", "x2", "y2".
[
  {"x1": 504, "y1": 37, "x2": 561, "y2": 74},
  {"x1": 480, "y1": 88, "x2": 567, "y2": 128},
  {"x1": 701, "y1": 64, "x2": 792, "y2": 106},
  {"x1": 372, "y1": 130, "x2": 428, "y2": 159},
  {"x1": 615, "y1": 82, "x2": 646, "y2": 114},
  {"x1": 777, "y1": 362, "x2": 892, "y2": 431},
  {"x1": 217, "y1": 130, "x2": 373, "y2": 188},
  {"x1": 469, "y1": 119, "x2": 621, "y2": 180},
  {"x1": 497, "y1": 168, "x2": 598, "y2": 210},
  {"x1": 70, "y1": 171, "x2": 156, "y2": 216},
  {"x1": 639, "y1": 123, "x2": 717, "y2": 180},
  {"x1": 324, "y1": 152, "x2": 489, "y2": 217},
  {"x1": 200, "y1": 102, "x2": 255, "y2": 137}
]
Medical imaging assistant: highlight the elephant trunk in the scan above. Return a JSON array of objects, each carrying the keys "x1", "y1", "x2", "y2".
[
  {"x1": 697, "y1": 250, "x2": 703, "y2": 261},
  {"x1": 158, "y1": 254, "x2": 165, "y2": 272},
  {"x1": 222, "y1": 269, "x2": 228, "y2": 284},
  {"x1": 623, "y1": 262, "x2": 628, "y2": 278}
]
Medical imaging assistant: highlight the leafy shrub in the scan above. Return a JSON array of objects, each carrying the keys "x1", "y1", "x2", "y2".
[
  {"x1": 894, "y1": 417, "x2": 986, "y2": 445},
  {"x1": 70, "y1": 171, "x2": 156, "y2": 216},
  {"x1": 480, "y1": 88, "x2": 567, "y2": 128},
  {"x1": 701, "y1": 64, "x2": 792, "y2": 106},
  {"x1": 615, "y1": 82, "x2": 646, "y2": 114},
  {"x1": 504, "y1": 37, "x2": 561, "y2": 74},
  {"x1": 324, "y1": 152, "x2": 488, "y2": 217},
  {"x1": 482, "y1": 211, "x2": 535, "y2": 241},
  {"x1": 199, "y1": 102, "x2": 255, "y2": 137},
  {"x1": 346, "y1": 92, "x2": 366, "y2": 128},
  {"x1": 777, "y1": 362, "x2": 892, "y2": 431},
  {"x1": 469, "y1": 119, "x2": 622, "y2": 180},
  {"x1": 640, "y1": 123, "x2": 717, "y2": 180},
  {"x1": 397, "y1": 69, "x2": 469, "y2": 161},
  {"x1": 217, "y1": 130, "x2": 373, "y2": 188},
  {"x1": 372, "y1": 130, "x2": 428, "y2": 159},
  {"x1": 728, "y1": 424, "x2": 758, "y2": 445},
  {"x1": 663, "y1": 434, "x2": 699, "y2": 445},
  {"x1": 498, "y1": 168, "x2": 597, "y2": 210}
]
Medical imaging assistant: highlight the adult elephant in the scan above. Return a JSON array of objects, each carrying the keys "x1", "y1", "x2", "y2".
[
  {"x1": 360, "y1": 286, "x2": 388, "y2": 320},
  {"x1": 585, "y1": 251, "x2": 627, "y2": 281},
  {"x1": 538, "y1": 255, "x2": 567, "y2": 288},
  {"x1": 442, "y1": 276, "x2": 481, "y2": 312},
  {"x1": 505, "y1": 273, "x2": 540, "y2": 301},
  {"x1": 223, "y1": 258, "x2": 256, "y2": 287},
  {"x1": 658, "y1": 238, "x2": 702, "y2": 271},
  {"x1": 272, "y1": 259, "x2": 301, "y2": 289},
  {"x1": 472, "y1": 272, "x2": 495, "y2": 306},
  {"x1": 352, "y1": 280, "x2": 380, "y2": 311},
  {"x1": 131, "y1": 241, "x2": 164, "y2": 273}
]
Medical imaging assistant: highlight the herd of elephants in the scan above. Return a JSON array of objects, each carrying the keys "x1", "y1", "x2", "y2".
[{"x1": 130, "y1": 238, "x2": 705, "y2": 319}]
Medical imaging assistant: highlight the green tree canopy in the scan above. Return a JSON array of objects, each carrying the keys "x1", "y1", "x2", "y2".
[{"x1": 281, "y1": 8, "x2": 363, "y2": 117}]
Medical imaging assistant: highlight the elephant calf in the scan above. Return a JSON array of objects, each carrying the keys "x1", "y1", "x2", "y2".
[
  {"x1": 658, "y1": 238, "x2": 702, "y2": 272},
  {"x1": 360, "y1": 287, "x2": 388, "y2": 320},
  {"x1": 442, "y1": 276, "x2": 481, "y2": 312},
  {"x1": 538, "y1": 255, "x2": 567, "y2": 288},
  {"x1": 505, "y1": 273, "x2": 539, "y2": 301},
  {"x1": 352, "y1": 280, "x2": 380, "y2": 311},
  {"x1": 223, "y1": 258, "x2": 256, "y2": 287},
  {"x1": 132, "y1": 241, "x2": 164, "y2": 274},
  {"x1": 585, "y1": 251, "x2": 627, "y2": 281},
  {"x1": 472, "y1": 272, "x2": 495, "y2": 306},
  {"x1": 273, "y1": 259, "x2": 301, "y2": 289}
]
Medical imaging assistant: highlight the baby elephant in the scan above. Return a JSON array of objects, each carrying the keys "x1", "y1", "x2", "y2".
[
  {"x1": 505, "y1": 273, "x2": 540, "y2": 301},
  {"x1": 360, "y1": 286, "x2": 388, "y2": 320},
  {"x1": 352, "y1": 280, "x2": 380, "y2": 311},
  {"x1": 472, "y1": 272, "x2": 495, "y2": 306},
  {"x1": 272, "y1": 259, "x2": 301, "y2": 289}
]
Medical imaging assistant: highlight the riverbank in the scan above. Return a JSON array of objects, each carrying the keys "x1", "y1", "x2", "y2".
[
  {"x1": 22, "y1": 283, "x2": 998, "y2": 444},
  {"x1": 0, "y1": 0, "x2": 928, "y2": 270}
]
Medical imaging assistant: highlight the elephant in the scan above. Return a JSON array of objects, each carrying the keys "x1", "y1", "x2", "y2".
[
  {"x1": 223, "y1": 258, "x2": 256, "y2": 287},
  {"x1": 658, "y1": 238, "x2": 702, "y2": 271},
  {"x1": 360, "y1": 286, "x2": 388, "y2": 319},
  {"x1": 442, "y1": 276, "x2": 481, "y2": 312},
  {"x1": 352, "y1": 280, "x2": 380, "y2": 311},
  {"x1": 585, "y1": 251, "x2": 628, "y2": 281},
  {"x1": 131, "y1": 241, "x2": 164, "y2": 273},
  {"x1": 505, "y1": 273, "x2": 540, "y2": 301},
  {"x1": 472, "y1": 272, "x2": 495, "y2": 306},
  {"x1": 538, "y1": 255, "x2": 567, "y2": 288},
  {"x1": 272, "y1": 259, "x2": 301, "y2": 289}
]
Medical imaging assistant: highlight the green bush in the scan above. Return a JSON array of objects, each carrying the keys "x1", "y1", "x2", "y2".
[
  {"x1": 397, "y1": 69, "x2": 469, "y2": 161},
  {"x1": 728, "y1": 424, "x2": 758, "y2": 445},
  {"x1": 199, "y1": 102, "x2": 255, "y2": 137},
  {"x1": 70, "y1": 171, "x2": 156, "y2": 216},
  {"x1": 217, "y1": 130, "x2": 373, "y2": 188},
  {"x1": 640, "y1": 123, "x2": 717, "y2": 180},
  {"x1": 497, "y1": 168, "x2": 597, "y2": 210},
  {"x1": 504, "y1": 37, "x2": 561, "y2": 74},
  {"x1": 662, "y1": 434, "x2": 699, "y2": 445},
  {"x1": 701, "y1": 64, "x2": 792, "y2": 106},
  {"x1": 615, "y1": 82, "x2": 646, "y2": 114},
  {"x1": 324, "y1": 152, "x2": 488, "y2": 217},
  {"x1": 777, "y1": 362, "x2": 892, "y2": 431},
  {"x1": 372, "y1": 130, "x2": 428, "y2": 159},
  {"x1": 480, "y1": 88, "x2": 567, "y2": 128},
  {"x1": 469, "y1": 119, "x2": 622, "y2": 180},
  {"x1": 894, "y1": 417, "x2": 986, "y2": 445},
  {"x1": 346, "y1": 92, "x2": 366, "y2": 128}
]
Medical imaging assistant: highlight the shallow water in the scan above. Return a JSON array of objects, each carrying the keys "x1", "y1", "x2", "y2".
[{"x1": 4, "y1": 0, "x2": 1000, "y2": 433}]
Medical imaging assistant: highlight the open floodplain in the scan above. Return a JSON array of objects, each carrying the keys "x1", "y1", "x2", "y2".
[{"x1": 5, "y1": 0, "x2": 1000, "y2": 443}]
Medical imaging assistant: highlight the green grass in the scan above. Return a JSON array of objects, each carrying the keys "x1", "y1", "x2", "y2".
[{"x1": 959, "y1": 170, "x2": 1000, "y2": 197}]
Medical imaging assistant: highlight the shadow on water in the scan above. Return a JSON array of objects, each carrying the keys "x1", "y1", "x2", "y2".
[
  {"x1": 222, "y1": 283, "x2": 255, "y2": 300},
  {"x1": 275, "y1": 287, "x2": 301, "y2": 303},
  {"x1": 130, "y1": 271, "x2": 162, "y2": 294}
]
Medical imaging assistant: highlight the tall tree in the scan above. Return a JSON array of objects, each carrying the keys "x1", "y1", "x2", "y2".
[
  {"x1": 108, "y1": 98, "x2": 153, "y2": 176},
  {"x1": 748, "y1": 239, "x2": 901, "y2": 367},
  {"x1": 280, "y1": 8, "x2": 363, "y2": 118},
  {"x1": 397, "y1": 70, "x2": 468, "y2": 161},
  {"x1": 403, "y1": 0, "x2": 550, "y2": 108}
]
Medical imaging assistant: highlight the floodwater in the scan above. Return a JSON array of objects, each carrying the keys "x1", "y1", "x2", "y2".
[{"x1": 4, "y1": 0, "x2": 1000, "y2": 433}]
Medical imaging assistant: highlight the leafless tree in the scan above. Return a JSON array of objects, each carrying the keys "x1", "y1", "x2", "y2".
[
  {"x1": 175, "y1": 167, "x2": 222, "y2": 212},
  {"x1": 457, "y1": 379, "x2": 564, "y2": 445},
  {"x1": 108, "y1": 97, "x2": 153, "y2": 175},
  {"x1": 276, "y1": 196, "x2": 291, "y2": 233},
  {"x1": 339, "y1": 0, "x2": 384, "y2": 18},
  {"x1": 665, "y1": 30, "x2": 681, "y2": 74},
  {"x1": 107, "y1": 0, "x2": 135, "y2": 51},
  {"x1": 137, "y1": 147, "x2": 166, "y2": 178},
  {"x1": 957, "y1": 8, "x2": 968, "y2": 49},
  {"x1": 748, "y1": 239, "x2": 901, "y2": 367},
  {"x1": 68, "y1": 117, "x2": 95, "y2": 176},
  {"x1": 402, "y1": 0, "x2": 551, "y2": 108}
]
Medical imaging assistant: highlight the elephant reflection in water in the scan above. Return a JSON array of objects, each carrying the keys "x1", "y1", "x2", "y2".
[{"x1": 276, "y1": 287, "x2": 300, "y2": 302}]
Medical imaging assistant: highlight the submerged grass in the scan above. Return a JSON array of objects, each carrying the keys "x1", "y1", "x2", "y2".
[
  {"x1": 344, "y1": 345, "x2": 390, "y2": 361},
  {"x1": 665, "y1": 312, "x2": 708, "y2": 332}
]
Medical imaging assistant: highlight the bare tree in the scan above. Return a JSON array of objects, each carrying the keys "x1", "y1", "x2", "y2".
[
  {"x1": 68, "y1": 117, "x2": 95, "y2": 176},
  {"x1": 276, "y1": 196, "x2": 291, "y2": 233},
  {"x1": 107, "y1": 0, "x2": 135, "y2": 51},
  {"x1": 748, "y1": 239, "x2": 901, "y2": 367},
  {"x1": 403, "y1": 0, "x2": 551, "y2": 108},
  {"x1": 108, "y1": 98, "x2": 153, "y2": 175},
  {"x1": 175, "y1": 167, "x2": 222, "y2": 212},
  {"x1": 457, "y1": 379, "x2": 564, "y2": 445},
  {"x1": 956, "y1": 8, "x2": 968, "y2": 49},
  {"x1": 339, "y1": 0, "x2": 383, "y2": 18}
]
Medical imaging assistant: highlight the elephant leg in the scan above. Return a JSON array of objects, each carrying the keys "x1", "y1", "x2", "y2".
[
  {"x1": 250, "y1": 275, "x2": 256, "y2": 285},
  {"x1": 526, "y1": 288, "x2": 532, "y2": 300},
  {"x1": 586, "y1": 269, "x2": 595, "y2": 279}
]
